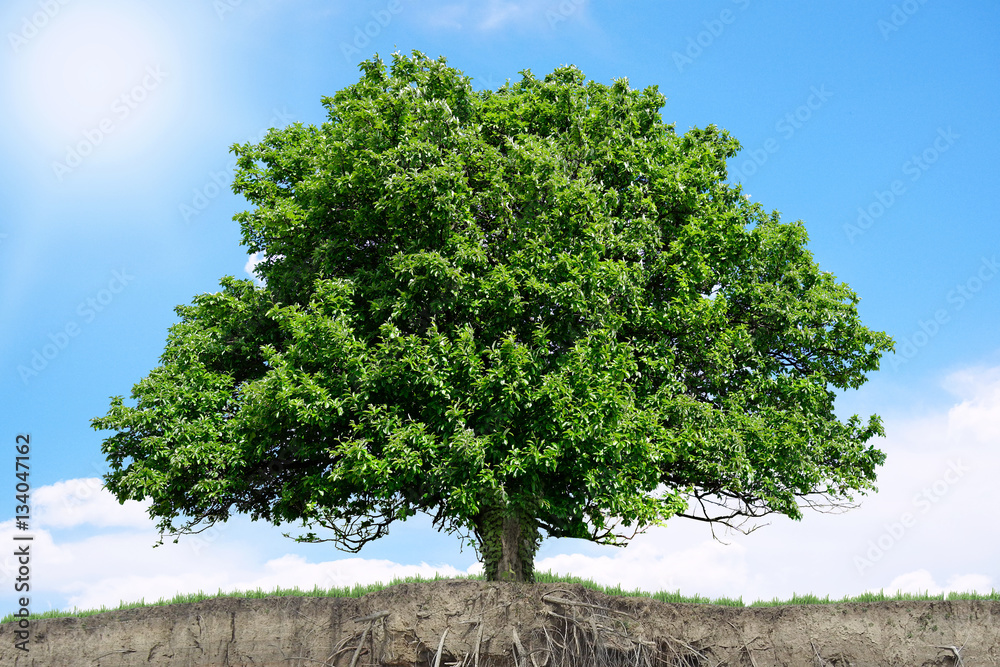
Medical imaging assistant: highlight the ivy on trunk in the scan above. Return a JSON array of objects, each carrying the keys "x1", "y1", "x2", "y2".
[{"x1": 478, "y1": 502, "x2": 542, "y2": 582}]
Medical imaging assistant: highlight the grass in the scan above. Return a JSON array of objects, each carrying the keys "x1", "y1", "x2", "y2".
[{"x1": 5, "y1": 571, "x2": 998, "y2": 624}]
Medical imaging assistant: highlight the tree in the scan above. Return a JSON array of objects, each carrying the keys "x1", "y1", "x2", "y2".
[{"x1": 93, "y1": 51, "x2": 893, "y2": 582}]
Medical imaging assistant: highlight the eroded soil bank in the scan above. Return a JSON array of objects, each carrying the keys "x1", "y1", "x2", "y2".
[{"x1": 1, "y1": 580, "x2": 996, "y2": 666}]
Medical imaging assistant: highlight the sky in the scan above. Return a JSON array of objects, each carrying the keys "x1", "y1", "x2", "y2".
[{"x1": 1, "y1": 0, "x2": 998, "y2": 615}]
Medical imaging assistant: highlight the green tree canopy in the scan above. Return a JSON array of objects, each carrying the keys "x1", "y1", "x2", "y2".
[{"x1": 93, "y1": 51, "x2": 893, "y2": 582}]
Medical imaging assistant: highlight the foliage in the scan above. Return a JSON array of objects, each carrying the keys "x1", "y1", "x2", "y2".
[{"x1": 93, "y1": 51, "x2": 893, "y2": 581}]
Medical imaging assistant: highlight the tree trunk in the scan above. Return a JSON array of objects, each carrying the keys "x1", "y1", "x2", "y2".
[{"x1": 479, "y1": 504, "x2": 541, "y2": 582}]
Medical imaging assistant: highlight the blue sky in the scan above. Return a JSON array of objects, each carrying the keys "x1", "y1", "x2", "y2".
[{"x1": 2, "y1": 0, "x2": 998, "y2": 614}]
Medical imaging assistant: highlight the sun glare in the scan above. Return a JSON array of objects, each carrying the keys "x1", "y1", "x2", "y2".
[{"x1": 10, "y1": 5, "x2": 172, "y2": 148}]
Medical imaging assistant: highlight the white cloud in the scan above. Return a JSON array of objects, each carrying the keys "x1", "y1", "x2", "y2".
[
  {"x1": 244, "y1": 251, "x2": 265, "y2": 283},
  {"x1": 226, "y1": 553, "x2": 469, "y2": 595},
  {"x1": 881, "y1": 569, "x2": 994, "y2": 596},
  {"x1": 538, "y1": 536, "x2": 748, "y2": 597},
  {"x1": 59, "y1": 550, "x2": 472, "y2": 612},
  {"x1": 0, "y1": 515, "x2": 471, "y2": 613},
  {"x1": 811, "y1": 368, "x2": 1000, "y2": 597},
  {"x1": 945, "y1": 366, "x2": 1000, "y2": 445},
  {"x1": 2, "y1": 481, "x2": 476, "y2": 613},
  {"x1": 33, "y1": 478, "x2": 154, "y2": 530}
]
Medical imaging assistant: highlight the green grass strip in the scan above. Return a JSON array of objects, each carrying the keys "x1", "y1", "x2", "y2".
[{"x1": 4, "y1": 571, "x2": 998, "y2": 624}]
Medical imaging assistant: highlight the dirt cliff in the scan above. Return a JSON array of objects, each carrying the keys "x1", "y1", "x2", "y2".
[{"x1": 1, "y1": 580, "x2": 996, "y2": 666}]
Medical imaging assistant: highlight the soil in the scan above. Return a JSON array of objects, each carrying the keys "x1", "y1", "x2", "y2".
[{"x1": 1, "y1": 579, "x2": 996, "y2": 666}]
